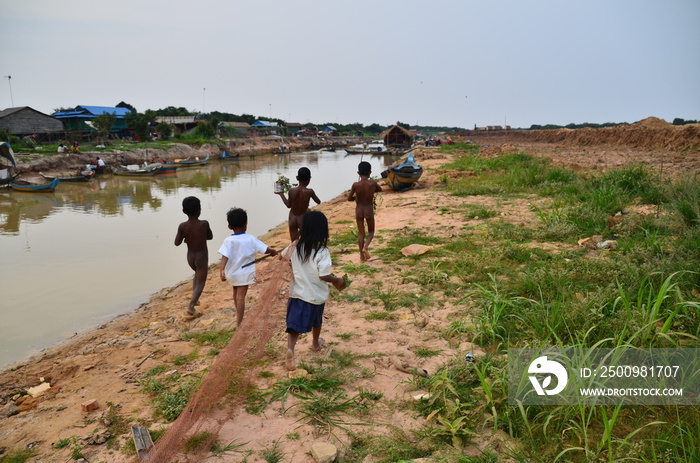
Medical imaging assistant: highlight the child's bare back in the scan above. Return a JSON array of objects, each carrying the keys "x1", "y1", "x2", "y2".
[
  {"x1": 348, "y1": 162, "x2": 382, "y2": 261},
  {"x1": 276, "y1": 167, "x2": 321, "y2": 241},
  {"x1": 175, "y1": 196, "x2": 213, "y2": 317}
]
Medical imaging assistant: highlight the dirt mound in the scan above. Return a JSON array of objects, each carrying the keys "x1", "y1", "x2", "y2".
[{"x1": 634, "y1": 116, "x2": 673, "y2": 129}]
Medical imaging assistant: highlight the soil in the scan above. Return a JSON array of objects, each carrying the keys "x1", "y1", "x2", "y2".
[{"x1": 0, "y1": 119, "x2": 698, "y2": 462}]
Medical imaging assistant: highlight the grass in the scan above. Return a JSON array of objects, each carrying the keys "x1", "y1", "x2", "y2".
[
  {"x1": 138, "y1": 367, "x2": 201, "y2": 421},
  {"x1": 0, "y1": 449, "x2": 35, "y2": 463}
]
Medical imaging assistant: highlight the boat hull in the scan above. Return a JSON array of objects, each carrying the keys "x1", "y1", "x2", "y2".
[{"x1": 10, "y1": 178, "x2": 60, "y2": 192}]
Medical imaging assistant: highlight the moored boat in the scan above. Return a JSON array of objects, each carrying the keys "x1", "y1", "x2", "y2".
[
  {"x1": 0, "y1": 142, "x2": 18, "y2": 187},
  {"x1": 166, "y1": 151, "x2": 210, "y2": 167},
  {"x1": 10, "y1": 178, "x2": 60, "y2": 192},
  {"x1": 113, "y1": 164, "x2": 159, "y2": 176},
  {"x1": 381, "y1": 152, "x2": 423, "y2": 191},
  {"x1": 41, "y1": 171, "x2": 94, "y2": 182},
  {"x1": 345, "y1": 141, "x2": 390, "y2": 154}
]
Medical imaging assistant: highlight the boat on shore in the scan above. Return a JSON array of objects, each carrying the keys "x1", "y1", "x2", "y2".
[
  {"x1": 113, "y1": 164, "x2": 160, "y2": 176},
  {"x1": 10, "y1": 178, "x2": 60, "y2": 192},
  {"x1": 41, "y1": 171, "x2": 94, "y2": 182},
  {"x1": 166, "y1": 151, "x2": 210, "y2": 167},
  {"x1": 345, "y1": 141, "x2": 390, "y2": 154},
  {"x1": 0, "y1": 142, "x2": 18, "y2": 187},
  {"x1": 381, "y1": 152, "x2": 423, "y2": 191}
]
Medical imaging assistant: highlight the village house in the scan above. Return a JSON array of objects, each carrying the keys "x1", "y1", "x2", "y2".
[
  {"x1": 52, "y1": 105, "x2": 131, "y2": 136},
  {"x1": 0, "y1": 106, "x2": 64, "y2": 140}
]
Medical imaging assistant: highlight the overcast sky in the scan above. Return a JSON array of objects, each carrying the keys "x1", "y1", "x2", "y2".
[{"x1": 1, "y1": 0, "x2": 698, "y2": 129}]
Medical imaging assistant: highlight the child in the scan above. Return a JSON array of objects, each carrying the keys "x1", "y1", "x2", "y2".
[
  {"x1": 347, "y1": 161, "x2": 382, "y2": 261},
  {"x1": 174, "y1": 196, "x2": 213, "y2": 318},
  {"x1": 275, "y1": 167, "x2": 321, "y2": 242},
  {"x1": 285, "y1": 210, "x2": 346, "y2": 371},
  {"x1": 218, "y1": 207, "x2": 278, "y2": 327}
]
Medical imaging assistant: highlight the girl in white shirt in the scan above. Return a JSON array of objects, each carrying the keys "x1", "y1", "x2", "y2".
[{"x1": 285, "y1": 211, "x2": 346, "y2": 371}]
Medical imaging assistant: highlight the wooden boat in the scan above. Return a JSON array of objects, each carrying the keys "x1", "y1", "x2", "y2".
[
  {"x1": 345, "y1": 141, "x2": 390, "y2": 154},
  {"x1": 166, "y1": 151, "x2": 210, "y2": 167},
  {"x1": 220, "y1": 150, "x2": 239, "y2": 160},
  {"x1": 381, "y1": 152, "x2": 423, "y2": 191},
  {"x1": 11, "y1": 178, "x2": 60, "y2": 192},
  {"x1": 1, "y1": 142, "x2": 18, "y2": 187},
  {"x1": 112, "y1": 164, "x2": 159, "y2": 176},
  {"x1": 41, "y1": 171, "x2": 94, "y2": 182},
  {"x1": 154, "y1": 164, "x2": 178, "y2": 174}
]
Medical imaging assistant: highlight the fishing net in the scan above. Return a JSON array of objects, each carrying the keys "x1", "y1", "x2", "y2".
[{"x1": 145, "y1": 257, "x2": 291, "y2": 462}]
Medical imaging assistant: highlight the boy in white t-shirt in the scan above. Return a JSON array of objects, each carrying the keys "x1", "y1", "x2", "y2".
[{"x1": 219, "y1": 208, "x2": 277, "y2": 327}]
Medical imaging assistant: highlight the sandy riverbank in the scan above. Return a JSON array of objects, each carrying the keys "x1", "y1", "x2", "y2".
[{"x1": 1, "y1": 121, "x2": 698, "y2": 462}]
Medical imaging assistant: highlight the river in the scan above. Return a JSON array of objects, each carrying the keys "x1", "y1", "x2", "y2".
[{"x1": 0, "y1": 149, "x2": 397, "y2": 368}]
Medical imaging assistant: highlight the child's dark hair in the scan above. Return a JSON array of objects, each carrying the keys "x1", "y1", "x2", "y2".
[
  {"x1": 297, "y1": 167, "x2": 311, "y2": 182},
  {"x1": 227, "y1": 207, "x2": 247, "y2": 229},
  {"x1": 297, "y1": 210, "x2": 329, "y2": 262},
  {"x1": 358, "y1": 161, "x2": 371, "y2": 176},
  {"x1": 182, "y1": 196, "x2": 201, "y2": 216}
]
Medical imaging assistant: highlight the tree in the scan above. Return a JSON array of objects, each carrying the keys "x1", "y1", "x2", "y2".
[
  {"x1": 155, "y1": 122, "x2": 174, "y2": 140},
  {"x1": 92, "y1": 113, "x2": 117, "y2": 144},
  {"x1": 126, "y1": 109, "x2": 156, "y2": 141}
]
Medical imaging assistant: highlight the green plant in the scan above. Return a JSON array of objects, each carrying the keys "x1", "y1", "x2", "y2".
[
  {"x1": 259, "y1": 439, "x2": 284, "y2": 463},
  {"x1": 185, "y1": 431, "x2": 212, "y2": 454},
  {"x1": 0, "y1": 449, "x2": 35, "y2": 463},
  {"x1": 293, "y1": 390, "x2": 363, "y2": 433},
  {"x1": 210, "y1": 439, "x2": 248, "y2": 458},
  {"x1": 184, "y1": 328, "x2": 235, "y2": 349}
]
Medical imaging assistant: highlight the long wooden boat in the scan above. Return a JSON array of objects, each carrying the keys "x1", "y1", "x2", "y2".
[
  {"x1": 10, "y1": 178, "x2": 60, "y2": 192},
  {"x1": 113, "y1": 165, "x2": 159, "y2": 176},
  {"x1": 41, "y1": 171, "x2": 94, "y2": 182},
  {"x1": 166, "y1": 151, "x2": 210, "y2": 167},
  {"x1": 381, "y1": 152, "x2": 423, "y2": 191}
]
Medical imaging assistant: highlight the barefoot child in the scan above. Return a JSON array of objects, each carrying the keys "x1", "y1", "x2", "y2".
[
  {"x1": 218, "y1": 208, "x2": 277, "y2": 327},
  {"x1": 174, "y1": 196, "x2": 213, "y2": 318},
  {"x1": 275, "y1": 167, "x2": 321, "y2": 242},
  {"x1": 285, "y1": 210, "x2": 346, "y2": 371},
  {"x1": 347, "y1": 161, "x2": 382, "y2": 261}
]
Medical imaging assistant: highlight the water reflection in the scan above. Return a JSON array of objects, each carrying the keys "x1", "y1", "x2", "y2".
[{"x1": 0, "y1": 150, "x2": 398, "y2": 368}]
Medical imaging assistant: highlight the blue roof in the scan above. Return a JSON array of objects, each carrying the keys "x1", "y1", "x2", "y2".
[
  {"x1": 77, "y1": 106, "x2": 131, "y2": 117},
  {"x1": 252, "y1": 120, "x2": 278, "y2": 127},
  {"x1": 53, "y1": 106, "x2": 131, "y2": 119}
]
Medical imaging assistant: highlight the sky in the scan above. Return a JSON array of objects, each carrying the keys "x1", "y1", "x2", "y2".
[{"x1": 1, "y1": 0, "x2": 698, "y2": 129}]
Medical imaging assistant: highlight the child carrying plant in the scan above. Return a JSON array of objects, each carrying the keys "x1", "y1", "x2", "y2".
[
  {"x1": 275, "y1": 167, "x2": 321, "y2": 242},
  {"x1": 284, "y1": 210, "x2": 346, "y2": 371},
  {"x1": 218, "y1": 207, "x2": 277, "y2": 327}
]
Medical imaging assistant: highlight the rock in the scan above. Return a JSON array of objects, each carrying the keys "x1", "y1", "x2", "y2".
[
  {"x1": 0, "y1": 403, "x2": 19, "y2": 419},
  {"x1": 413, "y1": 392, "x2": 431, "y2": 401},
  {"x1": 17, "y1": 397, "x2": 41, "y2": 412},
  {"x1": 81, "y1": 399, "x2": 99, "y2": 412},
  {"x1": 311, "y1": 442, "x2": 337, "y2": 463},
  {"x1": 288, "y1": 369, "x2": 309, "y2": 379},
  {"x1": 27, "y1": 381, "x2": 51, "y2": 398}
]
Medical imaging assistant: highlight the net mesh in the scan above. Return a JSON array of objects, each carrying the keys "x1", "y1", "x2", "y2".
[{"x1": 145, "y1": 258, "x2": 290, "y2": 462}]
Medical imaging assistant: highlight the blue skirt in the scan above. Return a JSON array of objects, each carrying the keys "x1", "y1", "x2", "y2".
[{"x1": 286, "y1": 298, "x2": 325, "y2": 334}]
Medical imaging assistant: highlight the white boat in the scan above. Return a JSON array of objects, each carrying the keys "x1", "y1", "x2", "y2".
[{"x1": 344, "y1": 140, "x2": 390, "y2": 154}]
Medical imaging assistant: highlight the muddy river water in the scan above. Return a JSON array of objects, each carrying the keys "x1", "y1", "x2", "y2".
[{"x1": 0, "y1": 150, "x2": 397, "y2": 368}]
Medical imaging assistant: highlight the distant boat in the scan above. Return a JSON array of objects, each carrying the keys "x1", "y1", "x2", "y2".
[
  {"x1": 41, "y1": 171, "x2": 94, "y2": 182},
  {"x1": 220, "y1": 150, "x2": 240, "y2": 160},
  {"x1": 113, "y1": 164, "x2": 159, "y2": 176},
  {"x1": 11, "y1": 178, "x2": 60, "y2": 192},
  {"x1": 166, "y1": 151, "x2": 210, "y2": 167},
  {"x1": 345, "y1": 141, "x2": 390, "y2": 154},
  {"x1": 381, "y1": 152, "x2": 423, "y2": 191}
]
